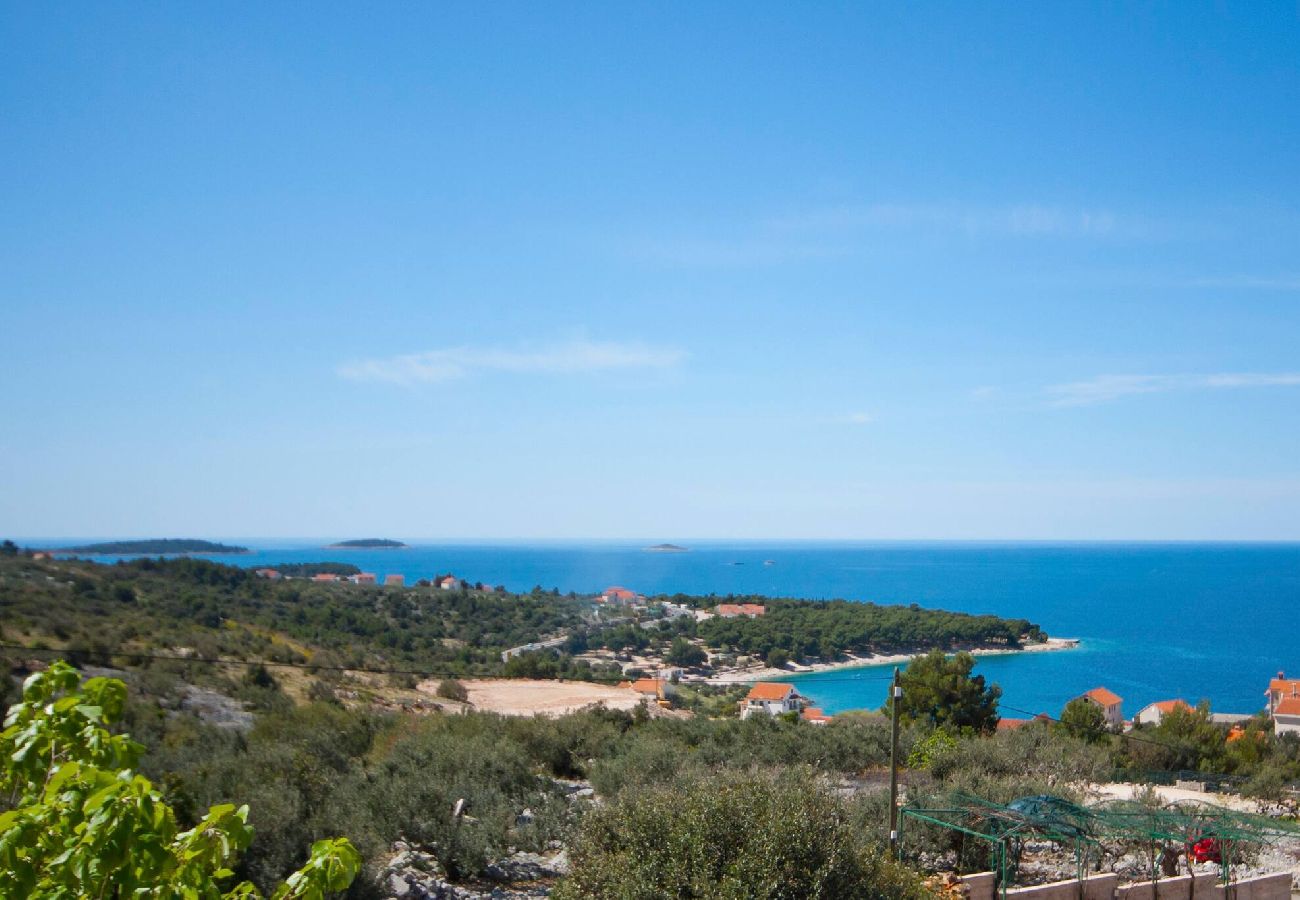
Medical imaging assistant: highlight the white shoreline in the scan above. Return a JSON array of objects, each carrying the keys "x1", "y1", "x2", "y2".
[{"x1": 699, "y1": 637, "x2": 1079, "y2": 685}]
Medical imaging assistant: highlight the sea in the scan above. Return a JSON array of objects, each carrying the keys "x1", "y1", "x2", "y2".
[{"x1": 31, "y1": 540, "x2": 1300, "y2": 719}]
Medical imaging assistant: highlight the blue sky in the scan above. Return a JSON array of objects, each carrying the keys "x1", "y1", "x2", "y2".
[{"x1": 2, "y1": 3, "x2": 1299, "y2": 540}]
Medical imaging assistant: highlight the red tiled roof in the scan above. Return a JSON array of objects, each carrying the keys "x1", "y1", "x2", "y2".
[
  {"x1": 747, "y1": 682, "x2": 795, "y2": 701},
  {"x1": 627, "y1": 678, "x2": 664, "y2": 696},
  {"x1": 1083, "y1": 687, "x2": 1122, "y2": 707},
  {"x1": 1268, "y1": 677, "x2": 1300, "y2": 695},
  {"x1": 717, "y1": 603, "x2": 765, "y2": 616},
  {"x1": 1275, "y1": 697, "x2": 1300, "y2": 716},
  {"x1": 801, "y1": 707, "x2": 832, "y2": 723},
  {"x1": 1145, "y1": 699, "x2": 1190, "y2": 715},
  {"x1": 997, "y1": 718, "x2": 1032, "y2": 731}
]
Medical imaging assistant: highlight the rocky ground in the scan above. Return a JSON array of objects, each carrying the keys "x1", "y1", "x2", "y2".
[
  {"x1": 374, "y1": 778, "x2": 593, "y2": 899},
  {"x1": 377, "y1": 842, "x2": 570, "y2": 899}
]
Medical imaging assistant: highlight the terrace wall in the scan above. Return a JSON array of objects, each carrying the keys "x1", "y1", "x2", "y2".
[{"x1": 959, "y1": 871, "x2": 1291, "y2": 900}]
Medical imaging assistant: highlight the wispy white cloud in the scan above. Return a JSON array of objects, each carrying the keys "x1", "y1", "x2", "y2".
[
  {"x1": 765, "y1": 202, "x2": 1139, "y2": 238},
  {"x1": 1046, "y1": 372, "x2": 1300, "y2": 407},
  {"x1": 339, "y1": 339, "x2": 685, "y2": 386},
  {"x1": 837, "y1": 412, "x2": 875, "y2": 425},
  {"x1": 620, "y1": 202, "x2": 1153, "y2": 268},
  {"x1": 1182, "y1": 275, "x2": 1300, "y2": 291}
]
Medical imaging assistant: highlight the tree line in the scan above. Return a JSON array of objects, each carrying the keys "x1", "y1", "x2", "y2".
[{"x1": 695, "y1": 597, "x2": 1044, "y2": 662}]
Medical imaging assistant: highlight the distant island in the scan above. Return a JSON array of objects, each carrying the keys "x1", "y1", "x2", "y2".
[
  {"x1": 645, "y1": 543, "x2": 688, "y2": 552},
  {"x1": 58, "y1": 539, "x2": 249, "y2": 555},
  {"x1": 327, "y1": 539, "x2": 408, "y2": 549}
]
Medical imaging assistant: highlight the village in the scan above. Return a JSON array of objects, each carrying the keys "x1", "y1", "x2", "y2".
[{"x1": 248, "y1": 568, "x2": 1300, "y2": 738}]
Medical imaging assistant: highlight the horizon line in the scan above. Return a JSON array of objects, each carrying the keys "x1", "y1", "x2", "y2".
[{"x1": 13, "y1": 536, "x2": 1300, "y2": 546}]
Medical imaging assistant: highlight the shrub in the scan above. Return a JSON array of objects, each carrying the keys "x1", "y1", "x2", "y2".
[
  {"x1": 555, "y1": 769, "x2": 933, "y2": 899},
  {"x1": 330, "y1": 715, "x2": 565, "y2": 879},
  {"x1": 435, "y1": 678, "x2": 469, "y2": 702}
]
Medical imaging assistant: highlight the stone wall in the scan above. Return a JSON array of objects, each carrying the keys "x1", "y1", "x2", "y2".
[
  {"x1": 1114, "y1": 873, "x2": 1219, "y2": 899},
  {"x1": 1005, "y1": 873, "x2": 1118, "y2": 900},
  {"x1": 957, "y1": 871, "x2": 1291, "y2": 900}
]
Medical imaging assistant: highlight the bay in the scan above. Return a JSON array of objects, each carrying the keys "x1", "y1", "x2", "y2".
[{"x1": 39, "y1": 539, "x2": 1300, "y2": 720}]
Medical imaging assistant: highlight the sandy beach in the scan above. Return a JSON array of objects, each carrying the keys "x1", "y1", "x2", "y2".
[{"x1": 702, "y1": 637, "x2": 1080, "y2": 685}]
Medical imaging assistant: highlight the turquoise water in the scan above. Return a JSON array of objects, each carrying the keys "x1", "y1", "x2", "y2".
[{"x1": 37, "y1": 540, "x2": 1300, "y2": 719}]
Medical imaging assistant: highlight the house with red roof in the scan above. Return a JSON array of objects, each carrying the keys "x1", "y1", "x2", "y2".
[
  {"x1": 385, "y1": 574, "x2": 405, "y2": 587},
  {"x1": 254, "y1": 568, "x2": 282, "y2": 580},
  {"x1": 800, "y1": 707, "x2": 833, "y2": 726},
  {"x1": 350, "y1": 572, "x2": 377, "y2": 585},
  {"x1": 716, "y1": 603, "x2": 766, "y2": 618},
  {"x1": 1078, "y1": 687, "x2": 1124, "y2": 729},
  {"x1": 621, "y1": 677, "x2": 677, "y2": 702},
  {"x1": 437, "y1": 575, "x2": 459, "y2": 590},
  {"x1": 311, "y1": 573, "x2": 339, "y2": 583},
  {"x1": 1134, "y1": 699, "x2": 1190, "y2": 727},
  {"x1": 1274, "y1": 698, "x2": 1300, "y2": 737},
  {"x1": 1267, "y1": 672, "x2": 1300, "y2": 736},
  {"x1": 741, "y1": 682, "x2": 806, "y2": 719},
  {"x1": 1265, "y1": 671, "x2": 1300, "y2": 712},
  {"x1": 997, "y1": 713, "x2": 1050, "y2": 732},
  {"x1": 600, "y1": 586, "x2": 641, "y2": 604}
]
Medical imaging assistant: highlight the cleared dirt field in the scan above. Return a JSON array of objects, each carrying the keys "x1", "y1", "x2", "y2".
[{"x1": 419, "y1": 678, "x2": 647, "y2": 717}]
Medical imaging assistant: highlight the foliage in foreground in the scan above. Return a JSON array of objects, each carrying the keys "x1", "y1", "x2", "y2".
[
  {"x1": 0, "y1": 661, "x2": 360, "y2": 898},
  {"x1": 554, "y1": 769, "x2": 934, "y2": 900}
]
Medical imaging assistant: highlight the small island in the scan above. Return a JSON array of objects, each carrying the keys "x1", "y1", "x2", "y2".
[
  {"x1": 327, "y1": 539, "x2": 408, "y2": 549},
  {"x1": 58, "y1": 539, "x2": 249, "y2": 555},
  {"x1": 645, "y1": 543, "x2": 688, "y2": 552}
]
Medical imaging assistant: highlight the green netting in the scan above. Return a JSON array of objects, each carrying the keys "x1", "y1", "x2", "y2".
[
  {"x1": 899, "y1": 792, "x2": 1300, "y2": 897},
  {"x1": 1090, "y1": 798, "x2": 1300, "y2": 844}
]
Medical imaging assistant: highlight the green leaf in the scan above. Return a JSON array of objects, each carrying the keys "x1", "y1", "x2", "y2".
[{"x1": 0, "y1": 660, "x2": 356, "y2": 899}]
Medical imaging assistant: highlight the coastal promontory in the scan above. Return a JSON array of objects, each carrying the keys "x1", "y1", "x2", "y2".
[{"x1": 58, "y1": 539, "x2": 249, "y2": 554}]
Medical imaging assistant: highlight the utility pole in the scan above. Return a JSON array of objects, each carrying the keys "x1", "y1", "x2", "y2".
[{"x1": 888, "y1": 665, "x2": 902, "y2": 856}]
